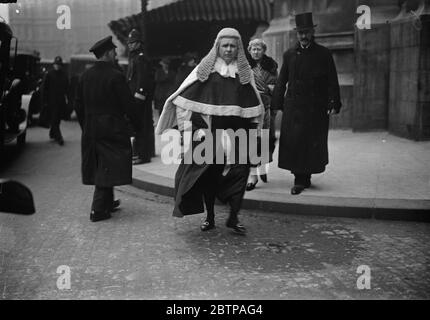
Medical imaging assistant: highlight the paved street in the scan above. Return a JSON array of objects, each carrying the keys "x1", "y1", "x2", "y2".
[{"x1": 0, "y1": 120, "x2": 429, "y2": 299}]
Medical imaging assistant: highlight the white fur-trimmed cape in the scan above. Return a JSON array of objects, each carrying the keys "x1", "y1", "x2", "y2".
[{"x1": 155, "y1": 66, "x2": 264, "y2": 135}]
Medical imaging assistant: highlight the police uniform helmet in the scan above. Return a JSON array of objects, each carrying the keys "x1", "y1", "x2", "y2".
[
  {"x1": 127, "y1": 29, "x2": 142, "y2": 44},
  {"x1": 53, "y1": 56, "x2": 63, "y2": 66}
]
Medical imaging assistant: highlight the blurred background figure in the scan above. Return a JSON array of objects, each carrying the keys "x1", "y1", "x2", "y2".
[
  {"x1": 3, "y1": 78, "x2": 24, "y2": 133},
  {"x1": 27, "y1": 78, "x2": 43, "y2": 126},
  {"x1": 154, "y1": 57, "x2": 176, "y2": 116},
  {"x1": 40, "y1": 56, "x2": 69, "y2": 145},
  {"x1": 246, "y1": 38, "x2": 278, "y2": 191},
  {"x1": 173, "y1": 52, "x2": 199, "y2": 90},
  {"x1": 126, "y1": 29, "x2": 156, "y2": 165}
]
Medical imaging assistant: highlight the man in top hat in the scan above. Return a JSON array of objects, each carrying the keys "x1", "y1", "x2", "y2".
[
  {"x1": 126, "y1": 28, "x2": 155, "y2": 165},
  {"x1": 74, "y1": 36, "x2": 141, "y2": 222},
  {"x1": 41, "y1": 55, "x2": 69, "y2": 145},
  {"x1": 271, "y1": 12, "x2": 342, "y2": 195}
]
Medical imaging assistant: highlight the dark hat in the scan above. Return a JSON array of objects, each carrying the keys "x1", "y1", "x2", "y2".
[
  {"x1": 53, "y1": 56, "x2": 63, "y2": 65},
  {"x1": 127, "y1": 29, "x2": 142, "y2": 44},
  {"x1": 294, "y1": 12, "x2": 317, "y2": 31},
  {"x1": 89, "y1": 36, "x2": 117, "y2": 58},
  {"x1": 183, "y1": 51, "x2": 198, "y2": 63}
]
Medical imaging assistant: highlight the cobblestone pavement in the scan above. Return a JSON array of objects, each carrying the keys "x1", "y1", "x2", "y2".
[{"x1": 0, "y1": 121, "x2": 429, "y2": 299}]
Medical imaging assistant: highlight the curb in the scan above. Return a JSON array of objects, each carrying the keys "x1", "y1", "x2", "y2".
[{"x1": 132, "y1": 170, "x2": 430, "y2": 223}]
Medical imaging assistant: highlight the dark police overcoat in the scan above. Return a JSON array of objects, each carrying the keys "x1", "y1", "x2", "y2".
[
  {"x1": 127, "y1": 51, "x2": 155, "y2": 159},
  {"x1": 271, "y1": 40, "x2": 341, "y2": 174},
  {"x1": 75, "y1": 61, "x2": 140, "y2": 187}
]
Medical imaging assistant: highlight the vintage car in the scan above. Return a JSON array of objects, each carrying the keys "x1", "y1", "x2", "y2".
[
  {"x1": 1, "y1": 20, "x2": 44, "y2": 152},
  {"x1": 0, "y1": 20, "x2": 36, "y2": 215}
]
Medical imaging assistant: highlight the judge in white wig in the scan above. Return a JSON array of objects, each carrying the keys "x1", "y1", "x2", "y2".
[{"x1": 156, "y1": 28, "x2": 264, "y2": 235}]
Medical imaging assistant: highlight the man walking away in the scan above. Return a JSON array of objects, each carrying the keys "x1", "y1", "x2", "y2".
[
  {"x1": 75, "y1": 36, "x2": 141, "y2": 222},
  {"x1": 41, "y1": 56, "x2": 69, "y2": 145}
]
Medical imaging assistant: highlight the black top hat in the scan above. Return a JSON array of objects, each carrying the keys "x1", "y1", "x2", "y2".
[
  {"x1": 294, "y1": 12, "x2": 317, "y2": 31},
  {"x1": 89, "y1": 36, "x2": 117, "y2": 58},
  {"x1": 53, "y1": 56, "x2": 63, "y2": 65}
]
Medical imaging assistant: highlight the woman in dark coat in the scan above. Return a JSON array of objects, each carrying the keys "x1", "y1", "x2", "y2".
[{"x1": 246, "y1": 38, "x2": 278, "y2": 191}]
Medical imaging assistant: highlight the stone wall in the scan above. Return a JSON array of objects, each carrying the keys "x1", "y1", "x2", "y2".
[
  {"x1": 353, "y1": 24, "x2": 391, "y2": 131},
  {"x1": 389, "y1": 14, "x2": 430, "y2": 140},
  {"x1": 262, "y1": 0, "x2": 356, "y2": 129}
]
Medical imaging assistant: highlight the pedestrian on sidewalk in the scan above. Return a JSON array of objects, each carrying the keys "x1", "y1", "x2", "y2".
[
  {"x1": 246, "y1": 38, "x2": 278, "y2": 191},
  {"x1": 75, "y1": 36, "x2": 141, "y2": 222},
  {"x1": 41, "y1": 56, "x2": 69, "y2": 145},
  {"x1": 126, "y1": 29, "x2": 156, "y2": 165},
  {"x1": 156, "y1": 28, "x2": 264, "y2": 235},
  {"x1": 271, "y1": 12, "x2": 342, "y2": 195}
]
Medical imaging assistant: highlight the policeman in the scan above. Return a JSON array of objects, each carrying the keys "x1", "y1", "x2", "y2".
[
  {"x1": 127, "y1": 29, "x2": 155, "y2": 165},
  {"x1": 75, "y1": 36, "x2": 141, "y2": 222}
]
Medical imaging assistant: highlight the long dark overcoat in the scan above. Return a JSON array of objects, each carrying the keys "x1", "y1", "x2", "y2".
[
  {"x1": 75, "y1": 61, "x2": 140, "y2": 187},
  {"x1": 271, "y1": 40, "x2": 341, "y2": 174},
  {"x1": 40, "y1": 68, "x2": 69, "y2": 126},
  {"x1": 127, "y1": 51, "x2": 156, "y2": 159}
]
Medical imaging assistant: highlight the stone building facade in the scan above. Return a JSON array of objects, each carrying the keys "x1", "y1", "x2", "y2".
[
  {"x1": 263, "y1": 0, "x2": 429, "y2": 140},
  {"x1": 7, "y1": 0, "x2": 141, "y2": 61},
  {"x1": 6, "y1": 0, "x2": 429, "y2": 140}
]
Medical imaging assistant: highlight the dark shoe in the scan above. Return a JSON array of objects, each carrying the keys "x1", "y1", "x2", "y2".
[
  {"x1": 227, "y1": 223, "x2": 246, "y2": 235},
  {"x1": 260, "y1": 174, "x2": 267, "y2": 183},
  {"x1": 133, "y1": 158, "x2": 150, "y2": 165},
  {"x1": 304, "y1": 180, "x2": 311, "y2": 188},
  {"x1": 226, "y1": 219, "x2": 246, "y2": 235},
  {"x1": 90, "y1": 210, "x2": 111, "y2": 222},
  {"x1": 246, "y1": 180, "x2": 258, "y2": 191},
  {"x1": 111, "y1": 199, "x2": 121, "y2": 212},
  {"x1": 246, "y1": 175, "x2": 258, "y2": 191},
  {"x1": 57, "y1": 139, "x2": 64, "y2": 146},
  {"x1": 291, "y1": 185, "x2": 305, "y2": 195},
  {"x1": 200, "y1": 220, "x2": 215, "y2": 231}
]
